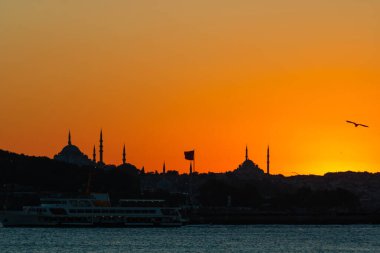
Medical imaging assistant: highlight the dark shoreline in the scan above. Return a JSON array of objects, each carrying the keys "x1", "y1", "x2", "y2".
[
  {"x1": 189, "y1": 214, "x2": 380, "y2": 225},
  {"x1": 188, "y1": 208, "x2": 380, "y2": 225}
]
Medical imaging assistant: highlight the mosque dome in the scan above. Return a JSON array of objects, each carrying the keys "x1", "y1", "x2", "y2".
[
  {"x1": 234, "y1": 146, "x2": 264, "y2": 175},
  {"x1": 60, "y1": 144, "x2": 82, "y2": 155},
  {"x1": 241, "y1": 159, "x2": 256, "y2": 168},
  {"x1": 54, "y1": 131, "x2": 94, "y2": 167}
]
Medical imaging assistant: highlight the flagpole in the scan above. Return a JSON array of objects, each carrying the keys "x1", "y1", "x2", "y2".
[
  {"x1": 193, "y1": 149, "x2": 195, "y2": 173},
  {"x1": 191, "y1": 150, "x2": 195, "y2": 205},
  {"x1": 184, "y1": 149, "x2": 195, "y2": 206}
]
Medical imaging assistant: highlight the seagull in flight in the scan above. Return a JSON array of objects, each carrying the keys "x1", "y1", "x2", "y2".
[{"x1": 346, "y1": 120, "x2": 368, "y2": 128}]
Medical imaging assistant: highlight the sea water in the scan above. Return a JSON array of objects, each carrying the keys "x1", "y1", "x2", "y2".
[{"x1": 0, "y1": 225, "x2": 380, "y2": 252}]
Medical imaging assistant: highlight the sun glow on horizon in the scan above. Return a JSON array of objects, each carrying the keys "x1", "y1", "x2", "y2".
[{"x1": 0, "y1": 1, "x2": 379, "y2": 176}]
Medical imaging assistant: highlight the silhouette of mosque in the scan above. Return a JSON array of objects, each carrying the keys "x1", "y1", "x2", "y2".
[
  {"x1": 54, "y1": 130, "x2": 270, "y2": 175},
  {"x1": 54, "y1": 130, "x2": 108, "y2": 167},
  {"x1": 234, "y1": 146, "x2": 265, "y2": 175}
]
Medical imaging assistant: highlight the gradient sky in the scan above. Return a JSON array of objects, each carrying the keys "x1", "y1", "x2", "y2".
[{"x1": 1, "y1": 0, "x2": 379, "y2": 175}]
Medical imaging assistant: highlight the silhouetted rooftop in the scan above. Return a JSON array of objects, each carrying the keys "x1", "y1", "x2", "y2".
[
  {"x1": 54, "y1": 144, "x2": 93, "y2": 167},
  {"x1": 234, "y1": 158, "x2": 264, "y2": 175}
]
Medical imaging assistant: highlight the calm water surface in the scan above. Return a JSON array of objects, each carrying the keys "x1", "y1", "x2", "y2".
[{"x1": 0, "y1": 225, "x2": 380, "y2": 252}]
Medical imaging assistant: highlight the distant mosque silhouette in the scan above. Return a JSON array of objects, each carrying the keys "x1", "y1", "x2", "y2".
[
  {"x1": 234, "y1": 146, "x2": 267, "y2": 175},
  {"x1": 54, "y1": 130, "x2": 270, "y2": 175},
  {"x1": 54, "y1": 130, "x2": 107, "y2": 167}
]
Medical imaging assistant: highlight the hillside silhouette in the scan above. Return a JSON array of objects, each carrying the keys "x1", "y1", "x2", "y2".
[{"x1": 0, "y1": 150, "x2": 141, "y2": 204}]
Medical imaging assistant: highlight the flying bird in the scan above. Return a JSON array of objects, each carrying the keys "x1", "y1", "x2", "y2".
[{"x1": 346, "y1": 120, "x2": 368, "y2": 128}]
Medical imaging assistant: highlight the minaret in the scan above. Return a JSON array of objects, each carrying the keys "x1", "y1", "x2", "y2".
[
  {"x1": 267, "y1": 146, "x2": 270, "y2": 175},
  {"x1": 122, "y1": 144, "x2": 126, "y2": 165},
  {"x1": 92, "y1": 145, "x2": 96, "y2": 163},
  {"x1": 68, "y1": 131, "x2": 72, "y2": 145},
  {"x1": 99, "y1": 129, "x2": 103, "y2": 164},
  {"x1": 245, "y1": 145, "x2": 248, "y2": 161},
  {"x1": 163, "y1": 161, "x2": 166, "y2": 174}
]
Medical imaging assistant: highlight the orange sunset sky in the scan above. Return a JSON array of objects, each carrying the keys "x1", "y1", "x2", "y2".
[{"x1": 0, "y1": 1, "x2": 379, "y2": 175}]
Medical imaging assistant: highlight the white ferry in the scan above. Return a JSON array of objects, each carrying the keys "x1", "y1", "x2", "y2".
[{"x1": 0, "y1": 193, "x2": 185, "y2": 227}]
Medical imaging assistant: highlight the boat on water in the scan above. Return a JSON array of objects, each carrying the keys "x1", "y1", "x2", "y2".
[{"x1": 0, "y1": 193, "x2": 185, "y2": 227}]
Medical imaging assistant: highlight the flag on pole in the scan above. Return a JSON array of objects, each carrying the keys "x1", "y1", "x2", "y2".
[{"x1": 184, "y1": 150, "x2": 194, "y2": 160}]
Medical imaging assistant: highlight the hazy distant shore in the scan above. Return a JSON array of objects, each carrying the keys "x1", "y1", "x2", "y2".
[{"x1": 189, "y1": 210, "x2": 380, "y2": 225}]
